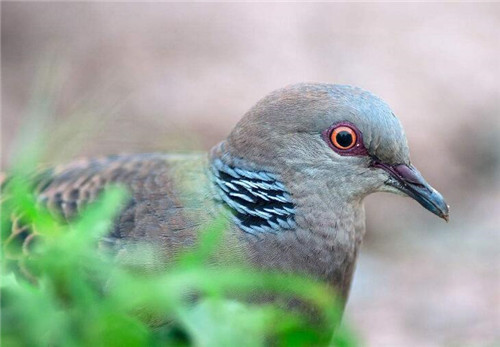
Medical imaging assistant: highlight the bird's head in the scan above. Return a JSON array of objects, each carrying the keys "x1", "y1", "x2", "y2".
[{"x1": 225, "y1": 83, "x2": 449, "y2": 221}]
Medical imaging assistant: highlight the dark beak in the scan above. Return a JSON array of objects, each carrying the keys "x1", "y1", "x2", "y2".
[{"x1": 373, "y1": 162, "x2": 450, "y2": 221}]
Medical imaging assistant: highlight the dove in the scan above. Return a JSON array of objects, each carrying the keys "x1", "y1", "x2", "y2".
[{"x1": 5, "y1": 83, "x2": 449, "y2": 312}]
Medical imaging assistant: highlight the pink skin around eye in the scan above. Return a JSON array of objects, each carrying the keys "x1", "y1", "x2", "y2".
[{"x1": 321, "y1": 121, "x2": 369, "y2": 156}]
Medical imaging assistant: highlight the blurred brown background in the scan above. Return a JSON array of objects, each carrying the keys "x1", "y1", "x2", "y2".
[{"x1": 2, "y1": 2, "x2": 499, "y2": 345}]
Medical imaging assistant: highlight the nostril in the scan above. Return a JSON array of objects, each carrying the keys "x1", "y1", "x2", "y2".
[{"x1": 393, "y1": 164, "x2": 424, "y2": 186}]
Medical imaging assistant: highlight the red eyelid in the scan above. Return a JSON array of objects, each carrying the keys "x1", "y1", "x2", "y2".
[{"x1": 321, "y1": 121, "x2": 369, "y2": 156}]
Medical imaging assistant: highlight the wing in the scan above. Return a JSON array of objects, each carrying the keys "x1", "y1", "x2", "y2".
[{"x1": 2, "y1": 153, "x2": 215, "y2": 275}]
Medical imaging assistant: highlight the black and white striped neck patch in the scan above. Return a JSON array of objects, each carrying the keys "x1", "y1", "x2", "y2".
[{"x1": 210, "y1": 158, "x2": 296, "y2": 236}]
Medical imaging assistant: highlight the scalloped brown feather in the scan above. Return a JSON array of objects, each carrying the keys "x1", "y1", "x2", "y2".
[{"x1": 2, "y1": 153, "x2": 222, "y2": 276}]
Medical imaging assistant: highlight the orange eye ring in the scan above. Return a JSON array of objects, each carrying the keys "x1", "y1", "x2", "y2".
[{"x1": 330, "y1": 126, "x2": 357, "y2": 150}]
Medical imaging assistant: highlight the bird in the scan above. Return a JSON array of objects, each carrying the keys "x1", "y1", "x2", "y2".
[{"x1": 4, "y1": 83, "x2": 449, "y2": 314}]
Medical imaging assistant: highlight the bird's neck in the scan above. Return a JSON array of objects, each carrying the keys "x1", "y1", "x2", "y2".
[
  {"x1": 209, "y1": 141, "x2": 366, "y2": 298},
  {"x1": 209, "y1": 141, "x2": 365, "y2": 238},
  {"x1": 209, "y1": 142, "x2": 297, "y2": 236},
  {"x1": 283, "y1": 163, "x2": 366, "y2": 240}
]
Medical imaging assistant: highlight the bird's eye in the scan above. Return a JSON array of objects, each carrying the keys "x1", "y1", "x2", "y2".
[{"x1": 330, "y1": 126, "x2": 357, "y2": 150}]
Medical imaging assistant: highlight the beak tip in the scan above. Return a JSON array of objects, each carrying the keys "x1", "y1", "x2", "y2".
[{"x1": 440, "y1": 204, "x2": 450, "y2": 222}]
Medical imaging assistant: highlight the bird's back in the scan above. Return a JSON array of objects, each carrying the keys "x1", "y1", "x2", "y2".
[{"x1": 4, "y1": 153, "x2": 224, "y2": 268}]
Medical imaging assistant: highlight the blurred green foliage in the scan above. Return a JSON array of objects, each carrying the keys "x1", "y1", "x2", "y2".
[{"x1": 1, "y1": 171, "x2": 358, "y2": 346}]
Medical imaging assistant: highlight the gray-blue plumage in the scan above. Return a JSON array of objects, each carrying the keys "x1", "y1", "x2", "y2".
[{"x1": 10, "y1": 83, "x2": 448, "y2": 319}]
